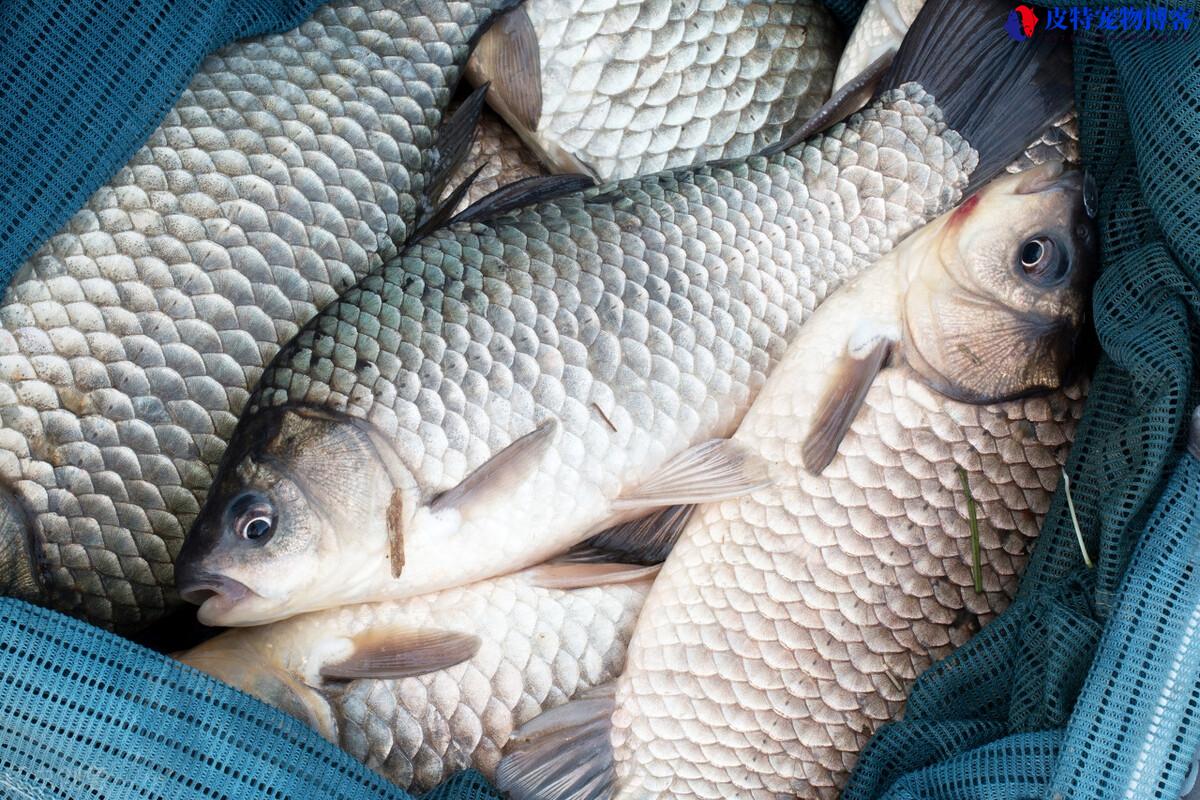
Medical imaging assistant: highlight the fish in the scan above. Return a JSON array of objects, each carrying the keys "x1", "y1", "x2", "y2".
[
  {"x1": 494, "y1": 161, "x2": 1096, "y2": 800},
  {"x1": 176, "y1": 0, "x2": 1075, "y2": 627},
  {"x1": 0, "y1": 0, "x2": 522, "y2": 630},
  {"x1": 463, "y1": 0, "x2": 842, "y2": 181},
  {"x1": 447, "y1": 105, "x2": 548, "y2": 212},
  {"x1": 832, "y1": 0, "x2": 924, "y2": 93},
  {"x1": 832, "y1": 0, "x2": 1079, "y2": 172},
  {"x1": 176, "y1": 563, "x2": 656, "y2": 793}
]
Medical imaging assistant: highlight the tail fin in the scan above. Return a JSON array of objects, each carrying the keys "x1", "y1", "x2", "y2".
[
  {"x1": 882, "y1": 0, "x2": 1074, "y2": 192},
  {"x1": 495, "y1": 685, "x2": 617, "y2": 800}
]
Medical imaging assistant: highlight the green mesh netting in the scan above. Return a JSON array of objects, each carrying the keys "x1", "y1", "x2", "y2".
[{"x1": 844, "y1": 2, "x2": 1200, "y2": 798}]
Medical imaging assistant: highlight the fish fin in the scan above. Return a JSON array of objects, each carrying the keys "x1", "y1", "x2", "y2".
[
  {"x1": 495, "y1": 685, "x2": 617, "y2": 800},
  {"x1": 428, "y1": 418, "x2": 559, "y2": 517},
  {"x1": 523, "y1": 560, "x2": 660, "y2": 590},
  {"x1": 408, "y1": 85, "x2": 490, "y2": 241},
  {"x1": 764, "y1": 51, "x2": 895, "y2": 156},
  {"x1": 452, "y1": 173, "x2": 596, "y2": 225},
  {"x1": 409, "y1": 165, "x2": 486, "y2": 243},
  {"x1": 879, "y1": 0, "x2": 1074, "y2": 194},
  {"x1": 386, "y1": 489, "x2": 405, "y2": 579},
  {"x1": 568, "y1": 504, "x2": 697, "y2": 566},
  {"x1": 612, "y1": 438, "x2": 769, "y2": 511},
  {"x1": 320, "y1": 629, "x2": 481, "y2": 681},
  {"x1": 802, "y1": 336, "x2": 894, "y2": 475},
  {"x1": 468, "y1": 7, "x2": 543, "y2": 134}
]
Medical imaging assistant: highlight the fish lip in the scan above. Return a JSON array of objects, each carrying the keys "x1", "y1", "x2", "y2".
[{"x1": 177, "y1": 572, "x2": 253, "y2": 608}]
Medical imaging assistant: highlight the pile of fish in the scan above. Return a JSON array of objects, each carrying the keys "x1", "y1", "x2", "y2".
[{"x1": 0, "y1": 0, "x2": 1093, "y2": 796}]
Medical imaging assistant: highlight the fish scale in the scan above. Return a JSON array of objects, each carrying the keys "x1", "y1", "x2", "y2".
[
  {"x1": 833, "y1": 0, "x2": 1079, "y2": 174},
  {"x1": 179, "y1": 575, "x2": 651, "y2": 793},
  {"x1": 246, "y1": 87, "x2": 973, "y2": 585},
  {"x1": 469, "y1": 0, "x2": 839, "y2": 180},
  {"x1": 0, "y1": 0, "x2": 515, "y2": 629},
  {"x1": 610, "y1": 373, "x2": 1084, "y2": 799}
]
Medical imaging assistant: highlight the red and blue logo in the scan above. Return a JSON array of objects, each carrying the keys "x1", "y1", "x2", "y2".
[{"x1": 1005, "y1": 4, "x2": 1041, "y2": 39}]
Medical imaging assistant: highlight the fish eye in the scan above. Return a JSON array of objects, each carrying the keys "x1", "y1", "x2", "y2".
[
  {"x1": 1018, "y1": 235, "x2": 1068, "y2": 285},
  {"x1": 228, "y1": 492, "x2": 276, "y2": 545}
]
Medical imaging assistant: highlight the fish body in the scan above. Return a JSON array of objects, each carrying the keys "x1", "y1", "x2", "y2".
[
  {"x1": 0, "y1": 0, "x2": 518, "y2": 628},
  {"x1": 833, "y1": 0, "x2": 923, "y2": 91},
  {"x1": 178, "y1": 570, "x2": 652, "y2": 792},
  {"x1": 465, "y1": 0, "x2": 841, "y2": 181},
  {"x1": 496, "y1": 162, "x2": 1096, "y2": 800},
  {"x1": 177, "y1": 0, "x2": 1075, "y2": 628},
  {"x1": 833, "y1": 0, "x2": 1078, "y2": 172}
]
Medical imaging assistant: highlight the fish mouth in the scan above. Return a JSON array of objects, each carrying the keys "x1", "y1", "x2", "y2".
[{"x1": 177, "y1": 572, "x2": 254, "y2": 622}]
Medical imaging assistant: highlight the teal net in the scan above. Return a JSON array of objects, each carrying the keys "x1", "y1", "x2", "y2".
[{"x1": 0, "y1": 598, "x2": 410, "y2": 799}]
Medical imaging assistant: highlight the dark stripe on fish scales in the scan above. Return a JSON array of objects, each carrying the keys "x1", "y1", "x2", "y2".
[{"x1": 177, "y1": 0, "x2": 1074, "y2": 627}]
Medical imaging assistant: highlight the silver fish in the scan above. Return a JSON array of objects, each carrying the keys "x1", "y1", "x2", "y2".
[
  {"x1": 177, "y1": 565, "x2": 654, "y2": 792},
  {"x1": 0, "y1": 0, "x2": 518, "y2": 629},
  {"x1": 176, "y1": 0, "x2": 1074, "y2": 627},
  {"x1": 496, "y1": 162, "x2": 1095, "y2": 800},
  {"x1": 463, "y1": 0, "x2": 841, "y2": 181},
  {"x1": 833, "y1": 0, "x2": 924, "y2": 92},
  {"x1": 832, "y1": 0, "x2": 1079, "y2": 172}
]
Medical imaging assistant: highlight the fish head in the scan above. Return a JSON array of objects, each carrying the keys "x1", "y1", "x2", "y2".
[
  {"x1": 176, "y1": 407, "x2": 402, "y2": 626},
  {"x1": 902, "y1": 160, "x2": 1096, "y2": 403},
  {"x1": 178, "y1": 636, "x2": 339, "y2": 741}
]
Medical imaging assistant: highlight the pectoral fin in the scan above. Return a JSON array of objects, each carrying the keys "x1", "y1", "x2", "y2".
[
  {"x1": 612, "y1": 438, "x2": 769, "y2": 511},
  {"x1": 763, "y1": 51, "x2": 895, "y2": 156},
  {"x1": 802, "y1": 337, "x2": 894, "y2": 475},
  {"x1": 429, "y1": 419, "x2": 559, "y2": 518},
  {"x1": 320, "y1": 628, "x2": 481, "y2": 681}
]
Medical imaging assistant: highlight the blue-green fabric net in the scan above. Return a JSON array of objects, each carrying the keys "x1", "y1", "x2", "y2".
[
  {"x1": 2, "y1": 0, "x2": 1200, "y2": 799},
  {"x1": 0, "y1": 598, "x2": 501, "y2": 799}
]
